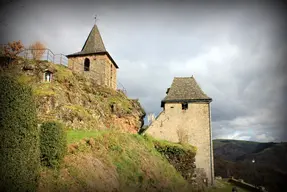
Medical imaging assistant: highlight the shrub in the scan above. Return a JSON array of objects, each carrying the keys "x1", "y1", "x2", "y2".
[
  {"x1": 0, "y1": 74, "x2": 40, "y2": 192},
  {"x1": 152, "y1": 138, "x2": 196, "y2": 182},
  {"x1": 29, "y1": 41, "x2": 46, "y2": 60},
  {"x1": 40, "y1": 121, "x2": 67, "y2": 168}
]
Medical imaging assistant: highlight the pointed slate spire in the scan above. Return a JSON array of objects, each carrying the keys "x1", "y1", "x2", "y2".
[
  {"x1": 81, "y1": 24, "x2": 106, "y2": 53},
  {"x1": 66, "y1": 23, "x2": 119, "y2": 69}
]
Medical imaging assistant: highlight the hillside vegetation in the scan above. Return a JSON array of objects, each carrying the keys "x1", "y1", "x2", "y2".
[
  {"x1": 2, "y1": 58, "x2": 145, "y2": 133},
  {"x1": 39, "y1": 131, "x2": 199, "y2": 192},
  {"x1": 1, "y1": 58, "x2": 210, "y2": 192}
]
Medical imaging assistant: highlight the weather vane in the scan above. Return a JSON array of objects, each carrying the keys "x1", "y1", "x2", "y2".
[{"x1": 94, "y1": 14, "x2": 98, "y2": 24}]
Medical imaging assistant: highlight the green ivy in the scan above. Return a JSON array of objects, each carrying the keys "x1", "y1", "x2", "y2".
[{"x1": 149, "y1": 136, "x2": 196, "y2": 183}]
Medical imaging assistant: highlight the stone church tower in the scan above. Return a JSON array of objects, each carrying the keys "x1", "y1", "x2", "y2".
[
  {"x1": 66, "y1": 24, "x2": 118, "y2": 89},
  {"x1": 144, "y1": 76, "x2": 214, "y2": 186}
]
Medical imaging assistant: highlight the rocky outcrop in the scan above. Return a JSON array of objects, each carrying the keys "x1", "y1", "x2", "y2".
[{"x1": 3, "y1": 59, "x2": 146, "y2": 133}]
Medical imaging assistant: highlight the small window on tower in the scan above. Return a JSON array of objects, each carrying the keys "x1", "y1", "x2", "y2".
[
  {"x1": 84, "y1": 58, "x2": 90, "y2": 71},
  {"x1": 182, "y1": 103, "x2": 188, "y2": 110}
]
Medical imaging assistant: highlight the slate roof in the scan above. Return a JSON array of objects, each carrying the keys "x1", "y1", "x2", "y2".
[
  {"x1": 162, "y1": 76, "x2": 212, "y2": 104},
  {"x1": 66, "y1": 24, "x2": 119, "y2": 68}
]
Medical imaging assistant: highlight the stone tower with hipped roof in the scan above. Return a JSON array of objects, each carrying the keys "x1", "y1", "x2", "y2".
[
  {"x1": 66, "y1": 24, "x2": 118, "y2": 90},
  {"x1": 144, "y1": 76, "x2": 214, "y2": 186}
]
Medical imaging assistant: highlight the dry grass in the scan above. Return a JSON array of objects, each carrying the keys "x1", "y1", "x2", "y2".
[{"x1": 38, "y1": 130, "x2": 198, "y2": 192}]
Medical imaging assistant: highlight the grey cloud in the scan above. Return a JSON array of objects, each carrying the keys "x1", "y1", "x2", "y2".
[{"x1": 1, "y1": 0, "x2": 286, "y2": 142}]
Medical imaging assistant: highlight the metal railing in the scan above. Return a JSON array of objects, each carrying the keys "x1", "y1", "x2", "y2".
[
  {"x1": 18, "y1": 48, "x2": 68, "y2": 66},
  {"x1": 1, "y1": 44, "x2": 128, "y2": 95},
  {"x1": 54, "y1": 54, "x2": 68, "y2": 65},
  {"x1": 0, "y1": 44, "x2": 68, "y2": 66},
  {"x1": 228, "y1": 177, "x2": 265, "y2": 192},
  {"x1": 117, "y1": 81, "x2": 127, "y2": 95}
]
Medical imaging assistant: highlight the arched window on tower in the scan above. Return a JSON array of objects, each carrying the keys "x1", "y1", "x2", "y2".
[{"x1": 84, "y1": 58, "x2": 90, "y2": 71}]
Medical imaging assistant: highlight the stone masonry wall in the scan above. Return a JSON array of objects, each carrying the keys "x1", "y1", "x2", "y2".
[
  {"x1": 103, "y1": 56, "x2": 117, "y2": 90},
  {"x1": 67, "y1": 54, "x2": 117, "y2": 90},
  {"x1": 145, "y1": 102, "x2": 214, "y2": 186}
]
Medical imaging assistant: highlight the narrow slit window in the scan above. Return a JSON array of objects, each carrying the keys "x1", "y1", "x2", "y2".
[
  {"x1": 182, "y1": 103, "x2": 188, "y2": 110},
  {"x1": 84, "y1": 58, "x2": 90, "y2": 71},
  {"x1": 110, "y1": 104, "x2": 114, "y2": 113}
]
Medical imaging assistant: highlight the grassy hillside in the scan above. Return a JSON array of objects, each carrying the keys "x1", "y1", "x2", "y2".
[
  {"x1": 1, "y1": 58, "x2": 209, "y2": 192},
  {"x1": 213, "y1": 139, "x2": 287, "y2": 192},
  {"x1": 38, "y1": 130, "x2": 199, "y2": 192}
]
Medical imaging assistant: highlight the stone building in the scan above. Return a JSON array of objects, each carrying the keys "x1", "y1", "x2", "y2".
[
  {"x1": 144, "y1": 76, "x2": 214, "y2": 186},
  {"x1": 66, "y1": 24, "x2": 118, "y2": 89}
]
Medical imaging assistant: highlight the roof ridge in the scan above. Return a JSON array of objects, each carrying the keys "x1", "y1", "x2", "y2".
[
  {"x1": 174, "y1": 76, "x2": 193, "y2": 79},
  {"x1": 162, "y1": 76, "x2": 212, "y2": 103}
]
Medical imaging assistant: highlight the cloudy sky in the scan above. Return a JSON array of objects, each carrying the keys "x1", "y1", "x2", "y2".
[{"x1": 1, "y1": 0, "x2": 286, "y2": 142}]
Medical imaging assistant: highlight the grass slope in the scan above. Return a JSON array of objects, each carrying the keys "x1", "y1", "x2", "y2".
[{"x1": 39, "y1": 130, "x2": 197, "y2": 192}]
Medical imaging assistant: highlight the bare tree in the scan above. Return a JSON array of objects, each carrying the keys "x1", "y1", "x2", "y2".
[{"x1": 29, "y1": 41, "x2": 46, "y2": 60}]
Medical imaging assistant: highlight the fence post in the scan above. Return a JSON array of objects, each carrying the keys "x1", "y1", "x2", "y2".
[
  {"x1": 47, "y1": 50, "x2": 49, "y2": 61},
  {"x1": 60, "y1": 54, "x2": 62, "y2": 65},
  {"x1": 24, "y1": 50, "x2": 27, "y2": 59}
]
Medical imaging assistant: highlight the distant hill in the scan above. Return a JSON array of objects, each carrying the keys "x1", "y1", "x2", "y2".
[{"x1": 213, "y1": 139, "x2": 287, "y2": 192}]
